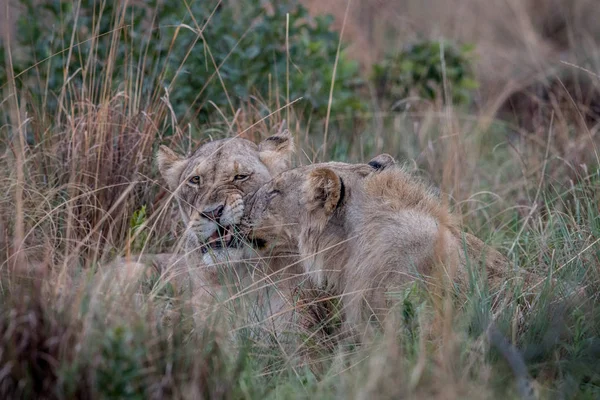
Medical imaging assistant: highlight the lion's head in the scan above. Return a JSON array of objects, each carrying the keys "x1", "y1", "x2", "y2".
[
  {"x1": 245, "y1": 154, "x2": 396, "y2": 259},
  {"x1": 157, "y1": 130, "x2": 294, "y2": 264}
]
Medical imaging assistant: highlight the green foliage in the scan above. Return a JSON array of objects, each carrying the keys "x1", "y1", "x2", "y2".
[
  {"x1": 2, "y1": 0, "x2": 365, "y2": 125},
  {"x1": 145, "y1": 0, "x2": 367, "y2": 122},
  {"x1": 372, "y1": 39, "x2": 478, "y2": 108},
  {"x1": 96, "y1": 325, "x2": 147, "y2": 399},
  {"x1": 129, "y1": 205, "x2": 148, "y2": 253},
  {"x1": 4, "y1": 0, "x2": 153, "y2": 108}
]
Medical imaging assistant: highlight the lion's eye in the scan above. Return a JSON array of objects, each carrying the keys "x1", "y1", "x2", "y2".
[
  {"x1": 233, "y1": 174, "x2": 250, "y2": 182},
  {"x1": 188, "y1": 176, "x2": 201, "y2": 185}
]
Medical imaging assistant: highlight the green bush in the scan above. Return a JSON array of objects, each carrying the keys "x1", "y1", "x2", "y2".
[
  {"x1": 0, "y1": 0, "x2": 154, "y2": 118},
  {"x1": 1, "y1": 0, "x2": 365, "y2": 126},
  {"x1": 372, "y1": 39, "x2": 478, "y2": 109},
  {"x1": 160, "y1": 0, "x2": 366, "y2": 122}
]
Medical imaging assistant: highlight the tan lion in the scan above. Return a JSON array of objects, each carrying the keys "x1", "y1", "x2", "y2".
[
  {"x1": 244, "y1": 159, "x2": 513, "y2": 340},
  {"x1": 155, "y1": 136, "x2": 397, "y2": 354},
  {"x1": 155, "y1": 130, "x2": 337, "y2": 357}
]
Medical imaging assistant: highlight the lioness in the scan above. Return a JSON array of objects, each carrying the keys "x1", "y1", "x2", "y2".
[
  {"x1": 244, "y1": 160, "x2": 511, "y2": 339},
  {"x1": 156, "y1": 132, "x2": 303, "y2": 336},
  {"x1": 156, "y1": 130, "x2": 342, "y2": 358},
  {"x1": 155, "y1": 136, "x2": 397, "y2": 350}
]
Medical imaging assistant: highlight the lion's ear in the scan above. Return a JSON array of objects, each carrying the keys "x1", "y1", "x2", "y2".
[
  {"x1": 368, "y1": 153, "x2": 396, "y2": 171},
  {"x1": 156, "y1": 145, "x2": 188, "y2": 191},
  {"x1": 259, "y1": 129, "x2": 295, "y2": 176},
  {"x1": 304, "y1": 168, "x2": 344, "y2": 214}
]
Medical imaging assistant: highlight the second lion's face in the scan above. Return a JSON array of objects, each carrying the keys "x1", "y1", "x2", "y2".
[
  {"x1": 244, "y1": 160, "x2": 391, "y2": 253},
  {"x1": 244, "y1": 169, "x2": 307, "y2": 253}
]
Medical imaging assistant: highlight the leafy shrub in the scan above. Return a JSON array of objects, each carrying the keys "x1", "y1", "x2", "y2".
[
  {"x1": 160, "y1": 0, "x2": 366, "y2": 122},
  {"x1": 1, "y1": 0, "x2": 365, "y2": 125},
  {"x1": 372, "y1": 39, "x2": 478, "y2": 109},
  {"x1": 2, "y1": 0, "x2": 153, "y2": 110}
]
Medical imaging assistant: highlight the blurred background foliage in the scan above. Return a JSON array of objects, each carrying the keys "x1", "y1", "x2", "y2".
[
  {"x1": 0, "y1": 0, "x2": 479, "y2": 132},
  {"x1": 1, "y1": 0, "x2": 372, "y2": 126},
  {"x1": 372, "y1": 40, "x2": 478, "y2": 109}
]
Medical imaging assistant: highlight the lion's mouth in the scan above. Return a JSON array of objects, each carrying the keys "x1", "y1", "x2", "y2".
[{"x1": 201, "y1": 225, "x2": 243, "y2": 253}]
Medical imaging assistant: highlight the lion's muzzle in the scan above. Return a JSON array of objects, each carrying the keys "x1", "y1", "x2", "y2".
[{"x1": 196, "y1": 195, "x2": 245, "y2": 253}]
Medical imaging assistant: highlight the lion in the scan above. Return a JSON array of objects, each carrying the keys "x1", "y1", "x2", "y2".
[
  {"x1": 155, "y1": 137, "x2": 399, "y2": 356},
  {"x1": 156, "y1": 130, "x2": 342, "y2": 361},
  {"x1": 244, "y1": 159, "x2": 515, "y2": 340}
]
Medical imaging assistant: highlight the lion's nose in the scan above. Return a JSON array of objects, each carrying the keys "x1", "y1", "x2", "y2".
[{"x1": 201, "y1": 204, "x2": 224, "y2": 222}]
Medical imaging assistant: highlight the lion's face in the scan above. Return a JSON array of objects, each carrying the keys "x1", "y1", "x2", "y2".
[
  {"x1": 244, "y1": 168, "x2": 307, "y2": 253},
  {"x1": 157, "y1": 131, "x2": 294, "y2": 264},
  {"x1": 245, "y1": 155, "x2": 396, "y2": 255}
]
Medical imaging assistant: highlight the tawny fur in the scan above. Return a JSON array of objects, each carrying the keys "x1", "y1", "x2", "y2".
[
  {"x1": 247, "y1": 161, "x2": 516, "y2": 340},
  {"x1": 156, "y1": 131, "x2": 332, "y2": 360}
]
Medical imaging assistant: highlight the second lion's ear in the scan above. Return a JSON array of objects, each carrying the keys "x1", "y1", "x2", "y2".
[
  {"x1": 304, "y1": 167, "x2": 344, "y2": 214},
  {"x1": 368, "y1": 153, "x2": 396, "y2": 171},
  {"x1": 259, "y1": 129, "x2": 295, "y2": 176}
]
